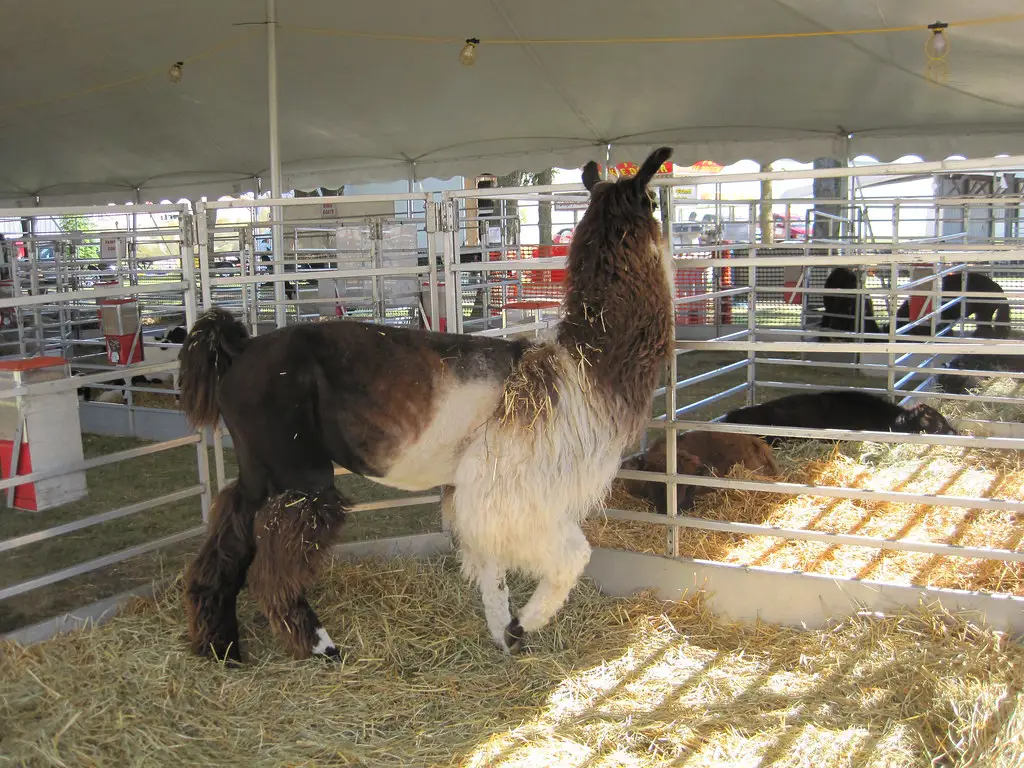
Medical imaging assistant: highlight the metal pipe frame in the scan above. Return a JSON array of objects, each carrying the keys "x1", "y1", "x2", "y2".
[
  {"x1": 8, "y1": 154, "x2": 1024, "y2": 637},
  {"x1": 202, "y1": 192, "x2": 430, "y2": 210},
  {"x1": 0, "y1": 202, "x2": 209, "y2": 622},
  {"x1": 0, "y1": 485, "x2": 204, "y2": 556},
  {"x1": 0, "y1": 523, "x2": 207, "y2": 602},
  {"x1": 0, "y1": 203, "x2": 187, "y2": 219},
  {"x1": 265, "y1": 0, "x2": 286, "y2": 328},
  {"x1": 603, "y1": 506, "x2": 1024, "y2": 563},
  {"x1": 438, "y1": 165, "x2": 1024, "y2": 581},
  {"x1": 612, "y1": 465, "x2": 1024, "y2": 522}
]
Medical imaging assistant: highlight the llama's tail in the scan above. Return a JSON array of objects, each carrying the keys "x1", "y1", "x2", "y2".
[{"x1": 179, "y1": 307, "x2": 250, "y2": 428}]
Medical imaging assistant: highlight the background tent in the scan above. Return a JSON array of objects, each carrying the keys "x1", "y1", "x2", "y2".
[{"x1": 2, "y1": 1, "x2": 1023, "y2": 205}]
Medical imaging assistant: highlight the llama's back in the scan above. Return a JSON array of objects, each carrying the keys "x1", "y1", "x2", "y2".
[{"x1": 220, "y1": 319, "x2": 529, "y2": 487}]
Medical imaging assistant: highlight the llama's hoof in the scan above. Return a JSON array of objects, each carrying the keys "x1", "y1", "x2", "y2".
[
  {"x1": 318, "y1": 645, "x2": 342, "y2": 663},
  {"x1": 311, "y1": 627, "x2": 341, "y2": 662},
  {"x1": 504, "y1": 618, "x2": 528, "y2": 655}
]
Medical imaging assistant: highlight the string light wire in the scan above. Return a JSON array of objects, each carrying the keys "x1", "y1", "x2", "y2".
[
  {"x1": 282, "y1": 12, "x2": 1024, "y2": 45},
  {"x1": 6, "y1": 11, "x2": 1024, "y2": 112},
  {"x1": 4, "y1": 28, "x2": 263, "y2": 111}
]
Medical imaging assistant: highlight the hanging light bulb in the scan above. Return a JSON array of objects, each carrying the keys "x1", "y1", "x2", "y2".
[
  {"x1": 169, "y1": 61, "x2": 184, "y2": 84},
  {"x1": 925, "y1": 22, "x2": 949, "y2": 59},
  {"x1": 459, "y1": 38, "x2": 480, "y2": 66},
  {"x1": 924, "y1": 22, "x2": 949, "y2": 84}
]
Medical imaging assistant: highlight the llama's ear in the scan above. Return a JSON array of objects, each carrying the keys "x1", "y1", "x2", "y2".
[
  {"x1": 634, "y1": 146, "x2": 673, "y2": 188},
  {"x1": 582, "y1": 161, "x2": 601, "y2": 192}
]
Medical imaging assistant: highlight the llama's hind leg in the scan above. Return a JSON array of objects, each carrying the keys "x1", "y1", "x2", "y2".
[
  {"x1": 507, "y1": 524, "x2": 592, "y2": 654},
  {"x1": 247, "y1": 486, "x2": 349, "y2": 660},
  {"x1": 184, "y1": 482, "x2": 257, "y2": 663}
]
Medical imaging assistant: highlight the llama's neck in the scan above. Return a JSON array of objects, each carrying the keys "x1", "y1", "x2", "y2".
[{"x1": 555, "y1": 241, "x2": 674, "y2": 421}]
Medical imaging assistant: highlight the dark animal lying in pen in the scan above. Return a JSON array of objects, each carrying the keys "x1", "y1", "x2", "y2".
[
  {"x1": 936, "y1": 348, "x2": 1024, "y2": 395},
  {"x1": 720, "y1": 390, "x2": 957, "y2": 445}
]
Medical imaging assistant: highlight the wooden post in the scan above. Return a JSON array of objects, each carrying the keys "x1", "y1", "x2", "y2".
[
  {"x1": 758, "y1": 163, "x2": 774, "y2": 244},
  {"x1": 813, "y1": 158, "x2": 848, "y2": 240}
]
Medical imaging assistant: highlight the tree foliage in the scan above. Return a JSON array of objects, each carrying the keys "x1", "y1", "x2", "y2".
[{"x1": 57, "y1": 214, "x2": 99, "y2": 259}]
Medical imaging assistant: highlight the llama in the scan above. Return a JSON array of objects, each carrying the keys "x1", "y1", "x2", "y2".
[
  {"x1": 178, "y1": 147, "x2": 676, "y2": 662},
  {"x1": 817, "y1": 269, "x2": 1011, "y2": 342},
  {"x1": 894, "y1": 271, "x2": 1010, "y2": 339},
  {"x1": 620, "y1": 430, "x2": 779, "y2": 514},
  {"x1": 720, "y1": 390, "x2": 957, "y2": 445},
  {"x1": 937, "y1": 348, "x2": 1024, "y2": 394},
  {"x1": 818, "y1": 267, "x2": 881, "y2": 339}
]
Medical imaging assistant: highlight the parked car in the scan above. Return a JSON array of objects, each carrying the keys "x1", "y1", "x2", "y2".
[{"x1": 773, "y1": 213, "x2": 808, "y2": 241}]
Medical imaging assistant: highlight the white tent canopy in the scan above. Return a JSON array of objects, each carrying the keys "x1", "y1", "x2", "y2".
[{"x1": 3, "y1": 1, "x2": 1024, "y2": 206}]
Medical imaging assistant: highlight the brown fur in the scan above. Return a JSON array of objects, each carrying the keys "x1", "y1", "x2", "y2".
[
  {"x1": 183, "y1": 483, "x2": 257, "y2": 662},
  {"x1": 621, "y1": 430, "x2": 780, "y2": 514},
  {"x1": 180, "y1": 315, "x2": 530, "y2": 661},
  {"x1": 246, "y1": 488, "x2": 348, "y2": 659},
  {"x1": 559, "y1": 150, "x2": 675, "y2": 428},
  {"x1": 179, "y1": 307, "x2": 250, "y2": 429},
  {"x1": 620, "y1": 445, "x2": 706, "y2": 513},
  {"x1": 215, "y1": 320, "x2": 530, "y2": 478},
  {"x1": 672, "y1": 430, "x2": 780, "y2": 478}
]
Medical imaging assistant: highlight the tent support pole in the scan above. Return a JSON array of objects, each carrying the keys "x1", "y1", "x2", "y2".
[{"x1": 267, "y1": 0, "x2": 286, "y2": 328}]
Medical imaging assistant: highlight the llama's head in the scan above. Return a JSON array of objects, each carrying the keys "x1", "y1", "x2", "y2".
[
  {"x1": 896, "y1": 403, "x2": 958, "y2": 435},
  {"x1": 558, "y1": 146, "x2": 676, "y2": 413},
  {"x1": 580, "y1": 146, "x2": 672, "y2": 221},
  {"x1": 566, "y1": 145, "x2": 674, "y2": 293}
]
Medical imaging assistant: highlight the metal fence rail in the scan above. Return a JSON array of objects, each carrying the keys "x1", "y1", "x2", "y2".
[
  {"x1": 442, "y1": 158, "x2": 1024, "y2": 581},
  {"x1": 0, "y1": 202, "x2": 207, "y2": 634},
  {"x1": 5, "y1": 154, "x2": 1024, "y2": 640}
]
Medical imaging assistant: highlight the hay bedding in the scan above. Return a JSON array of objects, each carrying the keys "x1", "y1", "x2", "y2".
[
  {"x1": 2, "y1": 556, "x2": 1024, "y2": 767},
  {"x1": 589, "y1": 376, "x2": 1024, "y2": 597}
]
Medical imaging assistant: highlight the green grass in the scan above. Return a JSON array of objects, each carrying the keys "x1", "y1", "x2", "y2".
[
  {"x1": 0, "y1": 435, "x2": 205, "y2": 633},
  {"x1": 0, "y1": 435, "x2": 441, "y2": 634}
]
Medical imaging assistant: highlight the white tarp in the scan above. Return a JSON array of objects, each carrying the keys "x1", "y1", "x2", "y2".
[{"x1": 2, "y1": 0, "x2": 1023, "y2": 205}]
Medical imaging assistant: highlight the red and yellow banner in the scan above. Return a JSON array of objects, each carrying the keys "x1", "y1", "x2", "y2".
[
  {"x1": 607, "y1": 161, "x2": 673, "y2": 179},
  {"x1": 605, "y1": 159, "x2": 723, "y2": 179}
]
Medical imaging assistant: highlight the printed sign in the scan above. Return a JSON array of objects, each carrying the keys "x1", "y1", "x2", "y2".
[
  {"x1": 100, "y1": 238, "x2": 126, "y2": 262},
  {"x1": 607, "y1": 161, "x2": 675, "y2": 180}
]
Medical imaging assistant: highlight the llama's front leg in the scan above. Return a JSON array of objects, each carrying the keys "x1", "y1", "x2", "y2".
[
  {"x1": 462, "y1": 556, "x2": 512, "y2": 650},
  {"x1": 507, "y1": 525, "x2": 592, "y2": 654},
  {"x1": 247, "y1": 487, "x2": 348, "y2": 660}
]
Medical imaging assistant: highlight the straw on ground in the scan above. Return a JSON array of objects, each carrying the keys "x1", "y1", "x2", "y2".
[{"x1": 2, "y1": 556, "x2": 1022, "y2": 767}]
